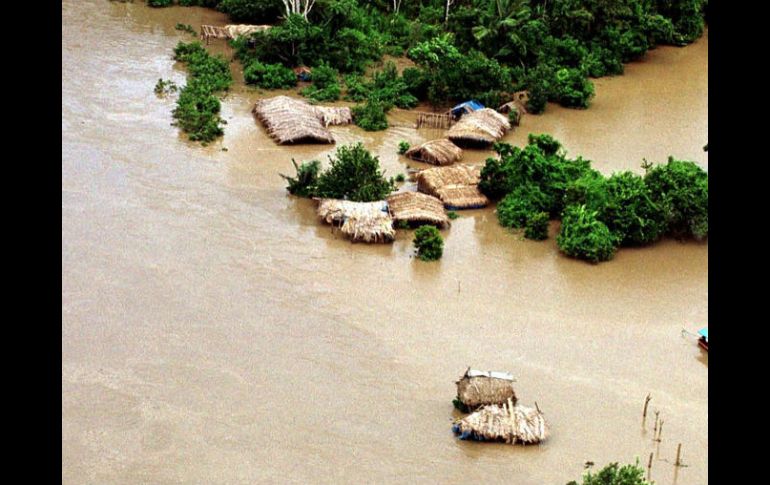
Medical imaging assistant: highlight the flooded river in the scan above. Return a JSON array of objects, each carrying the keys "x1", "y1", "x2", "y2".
[{"x1": 62, "y1": 2, "x2": 707, "y2": 483}]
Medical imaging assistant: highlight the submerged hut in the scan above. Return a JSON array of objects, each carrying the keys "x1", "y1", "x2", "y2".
[
  {"x1": 387, "y1": 192, "x2": 450, "y2": 229},
  {"x1": 447, "y1": 108, "x2": 511, "y2": 147},
  {"x1": 253, "y1": 96, "x2": 336, "y2": 144},
  {"x1": 224, "y1": 24, "x2": 270, "y2": 38},
  {"x1": 315, "y1": 199, "x2": 395, "y2": 243},
  {"x1": 416, "y1": 165, "x2": 490, "y2": 209},
  {"x1": 404, "y1": 139, "x2": 463, "y2": 166},
  {"x1": 452, "y1": 399, "x2": 548, "y2": 445},
  {"x1": 455, "y1": 368, "x2": 517, "y2": 411},
  {"x1": 450, "y1": 100, "x2": 485, "y2": 119}
]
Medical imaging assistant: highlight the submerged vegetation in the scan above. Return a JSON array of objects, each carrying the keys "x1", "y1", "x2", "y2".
[
  {"x1": 480, "y1": 134, "x2": 708, "y2": 263},
  {"x1": 171, "y1": 41, "x2": 233, "y2": 143},
  {"x1": 566, "y1": 461, "x2": 652, "y2": 485},
  {"x1": 281, "y1": 143, "x2": 395, "y2": 202},
  {"x1": 413, "y1": 225, "x2": 444, "y2": 261}
]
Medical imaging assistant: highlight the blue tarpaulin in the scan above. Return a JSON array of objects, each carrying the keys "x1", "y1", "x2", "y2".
[
  {"x1": 698, "y1": 327, "x2": 708, "y2": 342},
  {"x1": 451, "y1": 100, "x2": 484, "y2": 117}
]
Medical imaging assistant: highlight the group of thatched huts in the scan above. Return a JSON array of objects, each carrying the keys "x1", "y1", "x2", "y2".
[{"x1": 452, "y1": 368, "x2": 548, "y2": 445}]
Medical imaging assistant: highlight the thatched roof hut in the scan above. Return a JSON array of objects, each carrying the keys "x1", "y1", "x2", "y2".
[
  {"x1": 224, "y1": 24, "x2": 270, "y2": 39},
  {"x1": 253, "y1": 96, "x2": 335, "y2": 145},
  {"x1": 315, "y1": 199, "x2": 395, "y2": 243},
  {"x1": 314, "y1": 106, "x2": 353, "y2": 127},
  {"x1": 455, "y1": 368, "x2": 517, "y2": 411},
  {"x1": 387, "y1": 192, "x2": 450, "y2": 229},
  {"x1": 404, "y1": 139, "x2": 463, "y2": 166},
  {"x1": 452, "y1": 399, "x2": 548, "y2": 445},
  {"x1": 447, "y1": 108, "x2": 511, "y2": 147},
  {"x1": 416, "y1": 165, "x2": 490, "y2": 209}
]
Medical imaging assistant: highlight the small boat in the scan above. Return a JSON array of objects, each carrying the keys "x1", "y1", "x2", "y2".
[{"x1": 697, "y1": 327, "x2": 708, "y2": 351}]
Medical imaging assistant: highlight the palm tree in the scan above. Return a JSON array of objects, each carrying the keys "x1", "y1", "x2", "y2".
[{"x1": 472, "y1": 0, "x2": 532, "y2": 64}]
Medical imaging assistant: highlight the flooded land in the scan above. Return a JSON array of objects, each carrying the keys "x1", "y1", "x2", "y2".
[{"x1": 62, "y1": 1, "x2": 707, "y2": 484}]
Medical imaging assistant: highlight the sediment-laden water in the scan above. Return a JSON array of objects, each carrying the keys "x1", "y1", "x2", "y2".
[{"x1": 62, "y1": 2, "x2": 707, "y2": 483}]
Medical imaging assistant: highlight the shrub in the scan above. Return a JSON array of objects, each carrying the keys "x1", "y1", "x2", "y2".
[
  {"x1": 352, "y1": 99, "x2": 389, "y2": 131},
  {"x1": 557, "y1": 205, "x2": 618, "y2": 263},
  {"x1": 601, "y1": 171, "x2": 667, "y2": 246},
  {"x1": 301, "y1": 63, "x2": 341, "y2": 101},
  {"x1": 497, "y1": 184, "x2": 551, "y2": 229},
  {"x1": 524, "y1": 212, "x2": 549, "y2": 240},
  {"x1": 244, "y1": 61, "x2": 297, "y2": 89},
  {"x1": 413, "y1": 226, "x2": 444, "y2": 261},
  {"x1": 644, "y1": 157, "x2": 708, "y2": 240},
  {"x1": 280, "y1": 159, "x2": 320, "y2": 197},
  {"x1": 344, "y1": 74, "x2": 370, "y2": 102},
  {"x1": 566, "y1": 460, "x2": 651, "y2": 485},
  {"x1": 447, "y1": 211, "x2": 459, "y2": 220},
  {"x1": 175, "y1": 23, "x2": 197, "y2": 36},
  {"x1": 398, "y1": 141, "x2": 410, "y2": 154},
  {"x1": 395, "y1": 173, "x2": 406, "y2": 182},
  {"x1": 508, "y1": 107, "x2": 520, "y2": 126},
  {"x1": 553, "y1": 68, "x2": 595, "y2": 109},
  {"x1": 314, "y1": 143, "x2": 394, "y2": 202}
]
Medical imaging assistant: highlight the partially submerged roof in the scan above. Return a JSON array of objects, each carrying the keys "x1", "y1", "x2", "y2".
[
  {"x1": 451, "y1": 100, "x2": 484, "y2": 117},
  {"x1": 447, "y1": 108, "x2": 511, "y2": 146},
  {"x1": 404, "y1": 139, "x2": 463, "y2": 166},
  {"x1": 456, "y1": 368, "x2": 517, "y2": 411},
  {"x1": 453, "y1": 399, "x2": 547, "y2": 445},
  {"x1": 387, "y1": 191, "x2": 450, "y2": 229},
  {"x1": 224, "y1": 24, "x2": 270, "y2": 39},
  {"x1": 253, "y1": 96, "x2": 338, "y2": 145},
  {"x1": 315, "y1": 199, "x2": 395, "y2": 243},
  {"x1": 416, "y1": 165, "x2": 490, "y2": 209},
  {"x1": 464, "y1": 369, "x2": 515, "y2": 381}
]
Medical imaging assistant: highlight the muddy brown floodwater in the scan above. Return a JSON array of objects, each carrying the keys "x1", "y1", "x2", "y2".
[{"x1": 62, "y1": 2, "x2": 707, "y2": 484}]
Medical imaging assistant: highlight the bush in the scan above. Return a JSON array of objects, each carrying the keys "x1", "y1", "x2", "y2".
[
  {"x1": 525, "y1": 212, "x2": 550, "y2": 240},
  {"x1": 553, "y1": 68, "x2": 595, "y2": 109},
  {"x1": 352, "y1": 99, "x2": 389, "y2": 131},
  {"x1": 447, "y1": 211, "x2": 459, "y2": 220},
  {"x1": 398, "y1": 141, "x2": 410, "y2": 154},
  {"x1": 301, "y1": 63, "x2": 341, "y2": 102},
  {"x1": 280, "y1": 159, "x2": 320, "y2": 197},
  {"x1": 395, "y1": 173, "x2": 406, "y2": 182},
  {"x1": 147, "y1": 0, "x2": 173, "y2": 7},
  {"x1": 566, "y1": 460, "x2": 651, "y2": 485},
  {"x1": 344, "y1": 74, "x2": 370, "y2": 102},
  {"x1": 413, "y1": 225, "x2": 444, "y2": 261},
  {"x1": 557, "y1": 205, "x2": 618, "y2": 263},
  {"x1": 644, "y1": 157, "x2": 708, "y2": 240},
  {"x1": 244, "y1": 61, "x2": 297, "y2": 89},
  {"x1": 497, "y1": 184, "x2": 551, "y2": 229},
  {"x1": 315, "y1": 143, "x2": 394, "y2": 202},
  {"x1": 602, "y1": 172, "x2": 667, "y2": 245}
]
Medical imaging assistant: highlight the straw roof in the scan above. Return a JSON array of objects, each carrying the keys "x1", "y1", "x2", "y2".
[
  {"x1": 404, "y1": 139, "x2": 463, "y2": 166},
  {"x1": 314, "y1": 106, "x2": 353, "y2": 127},
  {"x1": 452, "y1": 399, "x2": 548, "y2": 445},
  {"x1": 224, "y1": 24, "x2": 270, "y2": 39},
  {"x1": 416, "y1": 165, "x2": 490, "y2": 209},
  {"x1": 315, "y1": 199, "x2": 395, "y2": 243},
  {"x1": 447, "y1": 108, "x2": 511, "y2": 146},
  {"x1": 253, "y1": 96, "x2": 335, "y2": 145},
  {"x1": 456, "y1": 368, "x2": 518, "y2": 411},
  {"x1": 387, "y1": 192, "x2": 450, "y2": 229}
]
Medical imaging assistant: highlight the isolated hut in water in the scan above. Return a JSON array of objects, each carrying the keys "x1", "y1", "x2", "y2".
[
  {"x1": 253, "y1": 96, "x2": 351, "y2": 145},
  {"x1": 452, "y1": 399, "x2": 548, "y2": 445},
  {"x1": 416, "y1": 165, "x2": 490, "y2": 210},
  {"x1": 455, "y1": 368, "x2": 517, "y2": 411},
  {"x1": 315, "y1": 199, "x2": 395, "y2": 243},
  {"x1": 447, "y1": 108, "x2": 511, "y2": 147},
  {"x1": 387, "y1": 192, "x2": 450, "y2": 229},
  {"x1": 404, "y1": 139, "x2": 463, "y2": 166}
]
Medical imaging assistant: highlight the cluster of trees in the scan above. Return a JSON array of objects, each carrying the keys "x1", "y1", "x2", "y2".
[
  {"x1": 479, "y1": 134, "x2": 708, "y2": 263},
  {"x1": 280, "y1": 143, "x2": 396, "y2": 201},
  {"x1": 171, "y1": 42, "x2": 233, "y2": 143},
  {"x1": 218, "y1": 0, "x2": 705, "y2": 114}
]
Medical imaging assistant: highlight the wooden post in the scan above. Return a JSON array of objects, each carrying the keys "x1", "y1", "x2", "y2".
[
  {"x1": 647, "y1": 452, "x2": 653, "y2": 481},
  {"x1": 675, "y1": 443, "x2": 682, "y2": 466},
  {"x1": 656, "y1": 420, "x2": 663, "y2": 442},
  {"x1": 642, "y1": 393, "x2": 651, "y2": 420}
]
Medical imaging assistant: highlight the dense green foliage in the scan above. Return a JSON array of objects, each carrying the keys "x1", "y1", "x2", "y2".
[
  {"x1": 147, "y1": 0, "x2": 173, "y2": 7},
  {"x1": 314, "y1": 143, "x2": 394, "y2": 201},
  {"x1": 566, "y1": 461, "x2": 651, "y2": 485},
  {"x1": 447, "y1": 211, "x2": 459, "y2": 220},
  {"x1": 171, "y1": 42, "x2": 233, "y2": 143},
  {"x1": 398, "y1": 141, "x2": 411, "y2": 155},
  {"x1": 175, "y1": 23, "x2": 197, "y2": 36},
  {"x1": 280, "y1": 159, "x2": 320, "y2": 197},
  {"x1": 524, "y1": 211, "x2": 549, "y2": 240},
  {"x1": 218, "y1": 0, "x2": 705, "y2": 112},
  {"x1": 557, "y1": 205, "x2": 618, "y2": 263},
  {"x1": 644, "y1": 157, "x2": 708, "y2": 240},
  {"x1": 413, "y1": 225, "x2": 444, "y2": 261},
  {"x1": 480, "y1": 134, "x2": 707, "y2": 262},
  {"x1": 352, "y1": 99, "x2": 389, "y2": 131},
  {"x1": 395, "y1": 173, "x2": 406, "y2": 182},
  {"x1": 301, "y1": 62, "x2": 342, "y2": 102},
  {"x1": 244, "y1": 60, "x2": 297, "y2": 89}
]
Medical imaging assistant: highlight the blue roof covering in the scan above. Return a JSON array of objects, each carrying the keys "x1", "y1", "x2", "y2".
[
  {"x1": 698, "y1": 327, "x2": 708, "y2": 341},
  {"x1": 451, "y1": 100, "x2": 484, "y2": 116}
]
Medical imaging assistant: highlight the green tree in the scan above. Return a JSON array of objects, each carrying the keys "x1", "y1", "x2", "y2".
[
  {"x1": 315, "y1": 143, "x2": 394, "y2": 201},
  {"x1": 566, "y1": 460, "x2": 652, "y2": 485},
  {"x1": 644, "y1": 157, "x2": 708, "y2": 240},
  {"x1": 413, "y1": 225, "x2": 444, "y2": 261},
  {"x1": 557, "y1": 204, "x2": 618, "y2": 263}
]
